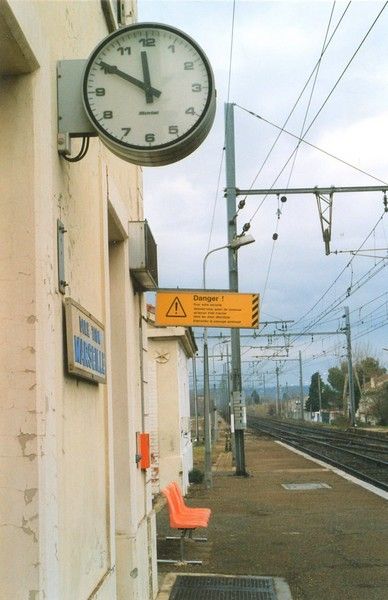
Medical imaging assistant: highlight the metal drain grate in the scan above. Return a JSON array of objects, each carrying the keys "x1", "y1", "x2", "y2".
[{"x1": 170, "y1": 575, "x2": 278, "y2": 599}]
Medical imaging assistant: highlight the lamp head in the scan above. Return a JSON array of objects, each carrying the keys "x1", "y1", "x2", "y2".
[{"x1": 229, "y1": 233, "x2": 255, "y2": 250}]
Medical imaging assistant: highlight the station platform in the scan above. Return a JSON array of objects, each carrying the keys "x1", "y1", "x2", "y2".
[{"x1": 155, "y1": 428, "x2": 388, "y2": 600}]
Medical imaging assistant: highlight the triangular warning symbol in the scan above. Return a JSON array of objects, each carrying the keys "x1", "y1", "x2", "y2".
[{"x1": 166, "y1": 296, "x2": 187, "y2": 318}]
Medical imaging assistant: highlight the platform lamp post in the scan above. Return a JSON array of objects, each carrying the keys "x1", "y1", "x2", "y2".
[{"x1": 202, "y1": 233, "x2": 255, "y2": 488}]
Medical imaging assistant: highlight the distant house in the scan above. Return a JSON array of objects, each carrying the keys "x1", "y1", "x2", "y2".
[{"x1": 357, "y1": 374, "x2": 388, "y2": 425}]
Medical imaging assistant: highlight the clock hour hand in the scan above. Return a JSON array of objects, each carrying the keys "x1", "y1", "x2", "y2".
[
  {"x1": 99, "y1": 61, "x2": 161, "y2": 98},
  {"x1": 140, "y1": 51, "x2": 154, "y2": 104}
]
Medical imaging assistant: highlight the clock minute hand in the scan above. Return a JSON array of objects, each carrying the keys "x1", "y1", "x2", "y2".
[
  {"x1": 140, "y1": 51, "x2": 154, "y2": 104},
  {"x1": 99, "y1": 61, "x2": 161, "y2": 98}
]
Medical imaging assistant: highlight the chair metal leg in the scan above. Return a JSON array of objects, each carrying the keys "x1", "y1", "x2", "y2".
[
  {"x1": 157, "y1": 529, "x2": 203, "y2": 565},
  {"x1": 166, "y1": 535, "x2": 207, "y2": 542}
]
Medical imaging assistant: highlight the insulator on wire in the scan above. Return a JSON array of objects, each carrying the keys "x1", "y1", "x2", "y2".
[
  {"x1": 238, "y1": 199, "x2": 245, "y2": 210},
  {"x1": 272, "y1": 233, "x2": 278, "y2": 240},
  {"x1": 242, "y1": 222, "x2": 250, "y2": 232},
  {"x1": 280, "y1": 196, "x2": 287, "y2": 203}
]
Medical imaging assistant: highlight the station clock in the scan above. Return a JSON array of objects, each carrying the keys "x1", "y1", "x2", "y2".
[{"x1": 82, "y1": 23, "x2": 216, "y2": 166}]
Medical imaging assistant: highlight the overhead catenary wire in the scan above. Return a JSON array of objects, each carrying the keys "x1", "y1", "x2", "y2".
[
  {"x1": 208, "y1": 3, "x2": 388, "y2": 337},
  {"x1": 235, "y1": 107, "x2": 388, "y2": 187},
  {"x1": 259, "y1": 2, "x2": 337, "y2": 307},
  {"x1": 292, "y1": 210, "x2": 388, "y2": 331},
  {"x1": 198, "y1": 3, "x2": 388, "y2": 388},
  {"x1": 284, "y1": 1, "x2": 337, "y2": 190},
  {"x1": 240, "y1": 286, "x2": 388, "y2": 379},
  {"x1": 233, "y1": 0, "x2": 352, "y2": 220},
  {"x1": 243, "y1": 0, "x2": 388, "y2": 227},
  {"x1": 252, "y1": 204, "x2": 388, "y2": 354},
  {"x1": 252, "y1": 293, "x2": 388, "y2": 382},
  {"x1": 246, "y1": 1, "x2": 388, "y2": 330}
]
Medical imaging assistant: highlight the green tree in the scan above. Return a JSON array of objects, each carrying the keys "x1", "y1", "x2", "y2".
[
  {"x1": 306, "y1": 372, "x2": 325, "y2": 412},
  {"x1": 356, "y1": 356, "x2": 386, "y2": 387},
  {"x1": 251, "y1": 389, "x2": 260, "y2": 405},
  {"x1": 326, "y1": 363, "x2": 347, "y2": 410}
]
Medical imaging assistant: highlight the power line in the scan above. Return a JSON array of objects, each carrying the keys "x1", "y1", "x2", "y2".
[
  {"x1": 254, "y1": 3, "x2": 339, "y2": 308},
  {"x1": 285, "y1": 1, "x2": 337, "y2": 190},
  {"x1": 222, "y1": 4, "x2": 388, "y2": 330},
  {"x1": 240, "y1": 289, "x2": 388, "y2": 378},
  {"x1": 245, "y1": 1, "x2": 388, "y2": 226},
  {"x1": 293, "y1": 210, "x2": 387, "y2": 330},
  {"x1": 235, "y1": 107, "x2": 387, "y2": 186},
  {"x1": 235, "y1": 1, "x2": 352, "y2": 213}
]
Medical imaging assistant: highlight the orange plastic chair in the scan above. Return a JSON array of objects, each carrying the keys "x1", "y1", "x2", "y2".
[
  {"x1": 170, "y1": 481, "x2": 211, "y2": 522},
  {"x1": 163, "y1": 485, "x2": 208, "y2": 528},
  {"x1": 159, "y1": 485, "x2": 209, "y2": 564}
]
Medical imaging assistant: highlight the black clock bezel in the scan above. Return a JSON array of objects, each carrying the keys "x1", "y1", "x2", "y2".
[{"x1": 82, "y1": 22, "x2": 215, "y2": 153}]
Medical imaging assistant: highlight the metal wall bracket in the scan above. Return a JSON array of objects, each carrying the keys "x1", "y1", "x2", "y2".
[
  {"x1": 57, "y1": 219, "x2": 68, "y2": 294},
  {"x1": 315, "y1": 191, "x2": 333, "y2": 255},
  {"x1": 57, "y1": 60, "x2": 97, "y2": 156}
]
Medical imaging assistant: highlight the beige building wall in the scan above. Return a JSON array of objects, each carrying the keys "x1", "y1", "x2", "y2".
[
  {"x1": 147, "y1": 317, "x2": 196, "y2": 495},
  {"x1": 0, "y1": 1, "x2": 157, "y2": 599}
]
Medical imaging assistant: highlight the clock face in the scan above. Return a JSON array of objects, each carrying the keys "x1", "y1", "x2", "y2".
[{"x1": 82, "y1": 23, "x2": 216, "y2": 166}]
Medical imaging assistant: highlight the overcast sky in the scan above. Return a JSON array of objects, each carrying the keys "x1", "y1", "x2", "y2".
[{"x1": 138, "y1": 1, "x2": 388, "y2": 390}]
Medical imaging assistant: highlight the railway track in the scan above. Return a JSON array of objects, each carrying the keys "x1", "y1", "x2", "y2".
[{"x1": 248, "y1": 416, "x2": 388, "y2": 492}]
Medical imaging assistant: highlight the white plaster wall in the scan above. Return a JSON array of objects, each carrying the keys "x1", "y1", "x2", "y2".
[
  {"x1": 0, "y1": 1, "x2": 157, "y2": 599},
  {"x1": 147, "y1": 351, "x2": 160, "y2": 495},
  {"x1": 0, "y1": 71, "x2": 41, "y2": 599},
  {"x1": 147, "y1": 328, "x2": 195, "y2": 495},
  {"x1": 155, "y1": 340, "x2": 181, "y2": 492},
  {"x1": 177, "y1": 347, "x2": 194, "y2": 493}
]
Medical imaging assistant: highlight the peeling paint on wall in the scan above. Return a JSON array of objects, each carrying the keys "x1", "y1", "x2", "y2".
[
  {"x1": 17, "y1": 432, "x2": 37, "y2": 460},
  {"x1": 22, "y1": 516, "x2": 38, "y2": 543},
  {"x1": 24, "y1": 488, "x2": 38, "y2": 504}
]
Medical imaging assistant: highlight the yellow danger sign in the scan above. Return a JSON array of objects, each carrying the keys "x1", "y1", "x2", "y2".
[{"x1": 155, "y1": 290, "x2": 260, "y2": 329}]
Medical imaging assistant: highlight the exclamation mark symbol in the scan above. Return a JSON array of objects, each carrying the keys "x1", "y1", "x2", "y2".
[{"x1": 166, "y1": 296, "x2": 187, "y2": 318}]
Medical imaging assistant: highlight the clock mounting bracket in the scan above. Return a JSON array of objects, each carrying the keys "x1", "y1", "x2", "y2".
[{"x1": 57, "y1": 60, "x2": 97, "y2": 158}]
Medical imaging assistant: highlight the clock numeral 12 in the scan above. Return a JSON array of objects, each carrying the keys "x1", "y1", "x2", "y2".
[{"x1": 139, "y1": 38, "x2": 155, "y2": 47}]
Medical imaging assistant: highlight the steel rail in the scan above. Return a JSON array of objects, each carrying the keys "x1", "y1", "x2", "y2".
[{"x1": 249, "y1": 419, "x2": 388, "y2": 492}]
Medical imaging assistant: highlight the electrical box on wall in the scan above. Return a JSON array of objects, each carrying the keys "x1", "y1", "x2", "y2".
[
  {"x1": 136, "y1": 432, "x2": 151, "y2": 470},
  {"x1": 128, "y1": 220, "x2": 158, "y2": 290}
]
